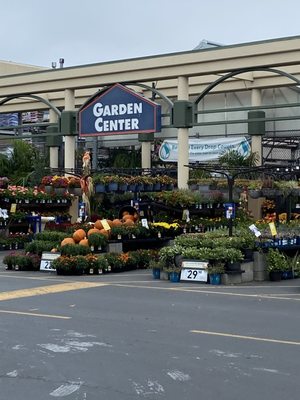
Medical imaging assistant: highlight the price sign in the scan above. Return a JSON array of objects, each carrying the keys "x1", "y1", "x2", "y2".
[
  {"x1": 40, "y1": 252, "x2": 60, "y2": 272},
  {"x1": 180, "y1": 260, "x2": 208, "y2": 282},
  {"x1": 101, "y1": 219, "x2": 111, "y2": 231}
]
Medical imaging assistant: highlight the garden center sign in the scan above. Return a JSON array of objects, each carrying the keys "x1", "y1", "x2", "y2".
[{"x1": 79, "y1": 83, "x2": 161, "y2": 137}]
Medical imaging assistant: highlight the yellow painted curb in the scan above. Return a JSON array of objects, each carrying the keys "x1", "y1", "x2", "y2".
[{"x1": 0, "y1": 282, "x2": 107, "y2": 302}]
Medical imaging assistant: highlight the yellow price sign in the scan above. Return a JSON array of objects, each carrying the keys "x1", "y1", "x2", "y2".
[
  {"x1": 101, "y1": 219, "x2": 111, "y2": 231},
  {"x1": 269, "y1": 222, "x2": 277, "y2": 237},
  {"x1": 10, "y1": 203, "x2": 17, "y2": 213}
]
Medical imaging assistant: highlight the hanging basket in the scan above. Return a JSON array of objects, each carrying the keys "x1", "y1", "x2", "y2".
[
  {"x1": 69, "y1": 187, "x2": 82, "y2": 196},
  {"x1": 44, "y1": 185, "x2": 53, "y2": 194},
  {"x1": 95, "y1": 183, "x2": 106, "y2": 193},
  {"x1": 248, "y1": 189, "x2": 262, "y2": 199},
  {"x1": 54, "y1": 187, "x2": 67, "y2": 195},
  {"x1": 107, "y1": 182, "x2": 118, "y2": 192}
]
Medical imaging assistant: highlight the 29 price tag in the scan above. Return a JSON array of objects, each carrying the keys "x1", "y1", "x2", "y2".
[
  {"x1": 180, "y1": 261, "x2": 208, "y2": 282},
  {"x1": 40, "y1": 252, "x2": 60, "y2": 272}
]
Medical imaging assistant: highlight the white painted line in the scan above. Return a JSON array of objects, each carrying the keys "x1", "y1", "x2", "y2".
[
  {"x1": 0, "y1": 309, "x2": 71, "y2": 319},
  {"x1": 190, "y1": 329, "x2": 300, "y2": 346}
]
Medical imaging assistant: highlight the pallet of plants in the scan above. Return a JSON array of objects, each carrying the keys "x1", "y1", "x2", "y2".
[
  {"x1": 254, "y1": 221, "x2": 300, "y2": 249},
  {"x1": 52, "y1": 244, "x2": 108, "y2": 275},
  {"x1": 3, "y1": 252, "x2": 41, "y2": 271},
  {"x1": 35, "y1": 221, "x2": 158, "y2": 274},
  {"x1": 0, "y1": 233, "x2": 32, "y2": 251},
  {"x1": 51, "y1": 247, "x2": 155, "y2": 275},
  {"x1": 152, "y1": 229, "x2": 247, "y2": 284}
]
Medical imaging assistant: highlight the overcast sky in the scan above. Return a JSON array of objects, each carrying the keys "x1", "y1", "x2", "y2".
[{"x1": 2, "y1": 0, "x2": 300, "y2": 68}]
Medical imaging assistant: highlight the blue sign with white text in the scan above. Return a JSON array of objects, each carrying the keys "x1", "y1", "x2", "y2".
[{"x1": 79, "y1": 83, "x2": 161, "y2": 137}]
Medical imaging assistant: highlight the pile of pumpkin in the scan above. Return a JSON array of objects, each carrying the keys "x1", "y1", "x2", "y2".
[{"x1": 60, "y1": 211, "x2": 139, "y2": 247}]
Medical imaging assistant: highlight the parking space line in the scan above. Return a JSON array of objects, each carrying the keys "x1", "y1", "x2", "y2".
[
  {"x1": 0, "y1": 309, "x2": 70, "y2": 319},
  {"x1": 190, "y1": 329, "x2": 300, "y2": 346},
  {"x1": 0, "y1": 282, "x2": 108, "y2": 302},
  {"x1": 112, "y1": 283, "x2": 300, "y2": 301}
]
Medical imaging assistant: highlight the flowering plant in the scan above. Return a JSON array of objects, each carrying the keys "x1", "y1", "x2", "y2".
[
  {"x1": 0, "y1": 185, "x2": 30, "y2": 199},
  {"x1": 51, "y1": 176, "x2": 69, "y2": 188},
  {"x1": 41, "y1": 176, "x2": 53, "y2": 186},
  {"x1": 67, "y1": 177, "x2": 81, "y2": 188}
]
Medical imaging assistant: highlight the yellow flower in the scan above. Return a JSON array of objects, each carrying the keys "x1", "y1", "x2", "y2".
[{"x1": 152, "y1": 222, "x2": 179, "y2": 229}]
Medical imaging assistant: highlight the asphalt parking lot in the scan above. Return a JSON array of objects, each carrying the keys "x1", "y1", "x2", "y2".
[{"x1": 0, "y1": 252, "x2": 300, "y2": 400}]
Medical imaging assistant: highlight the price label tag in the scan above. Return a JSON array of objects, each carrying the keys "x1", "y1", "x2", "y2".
[
  {"x1": 101, "y1": 219, "x2": 111, "y2": 231},
  {"x1": 269, "y1": 222, "x2": 277, "y2": 237},
  {"x1": 10, "y1": 203, "x2": 17, "y2": 213},
  {"x1": 141, "y1": 218, "x2": 149, "y2": 229},
  {"x1": 40, "y1": 252, "x2": 60, "y2": 272},
  {"x1": 180, "y1": 260, "x2": 208, "y2": 282},
  {"x1": 249, "y1": 224, "x2": 261, "y2": 237}
]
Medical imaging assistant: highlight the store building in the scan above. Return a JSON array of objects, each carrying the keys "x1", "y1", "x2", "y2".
[{"x1": 1, "y1": 35, "x2": 300, "y2": 186}]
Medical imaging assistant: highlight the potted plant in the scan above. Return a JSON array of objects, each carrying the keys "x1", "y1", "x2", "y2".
[
  {"x1": 207, "y1": 261, "x2": 225, "y2": 285},
  {"x1": 289, "y1": 251, "x2": 300, "y2": 278},
  {"x1": 88, "y1": 232, "x2": 108, "y2": 252},
  {"x1": 41, "y1": 175, "x2": 53, "y2": 193},
  {"x1": 149, "y1": 259, "x2": 164, "y2": 279},
  {"x1": 68, "y1": 176, "x2": 82, "y2": 196},
  {"x1": 274, "y1": 180, "x2": 298, "y2": 197},
  {"x1": 52, "y1": 255, "x2": 87, "y2": 275},
  {"x1": 85, "y1": 254, "x2": 109, "y2": 274},
  {"x1": 163, "y1": 265, "x2": 182, "y2": 282},
  {"x1": 102, "y1": 175, "x2": 121, "y2": 192},
  {"x1": 3, "y1": 253, "x2": 19, "y2": 270},
  {"x1": 59, "y1": 243, "x2": 91, "y2": 257},
  {"x1": 105, "y1": 252, "x2": 126, "y2": 272},
  {"x1": 222, "y1": 247, "x2": 244, "y2": 271},
  {"x1": 247, "y1": 180, "x2": 263, "y2": 198},
  {"x1": 51, "y1": 176, "x2": 69, "y2": 195},
  {"x1": 0, "y1": 176, "x2": 9, "y2": 189},
  {"x1": 266, "y1": 248, "x2": 288, "y2": 281},
  {"x1": 92, "y1": 174, "x2": 107, "y2": 193},
  {"x1": 118, "y1": 176, "x2": 129, "y2": 192}
]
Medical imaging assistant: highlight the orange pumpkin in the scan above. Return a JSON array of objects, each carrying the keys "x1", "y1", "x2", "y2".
[
  {"x1": 122, "y1": 214, "x2": 135, "y2": 222},
  {"x1": 79, "y1": 238, "x2": 89, "y2": 246},
  {"x1": 87, "y1": 228, "x2": 101, "y2": 237},
  {"x1": 73, "y1": 229, "x2": 86, "y2": 243},
  {"x1": 106, "y1": 219, "x2": 113, "y2": 227},
  {"x1": 99, "y1": 229, "x2": 109, "y2": 237},
  {"x1": 122, "y1": 211, "x2": 130, "y2": 217},
  {"x1": 123, "y1": 219, "x2": 135, "y2": 226},
  {"x1": 112, "y1": 219, "x2": 122, "y2": 226},
  {"x1": 94, "y1": 220, "x2": 104, "y2": 230},
  {"x1": 51, "y1": 248, "x2": 58, "y2": 253},
  {"x1": 61, "y1": 237, "x2": 76, "y2": 246}
]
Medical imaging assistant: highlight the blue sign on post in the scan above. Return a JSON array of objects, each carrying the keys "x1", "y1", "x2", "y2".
[
  {"x1": 79, "y1": 83, "x2": 161, "y2": 137},
  {"x1": 224, "y1": 203, "x2": 235, "y2": 219}
]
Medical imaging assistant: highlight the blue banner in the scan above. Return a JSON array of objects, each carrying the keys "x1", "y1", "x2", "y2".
[{"x1": 79, "y1": 84, "x2": 161, "y2": 137}]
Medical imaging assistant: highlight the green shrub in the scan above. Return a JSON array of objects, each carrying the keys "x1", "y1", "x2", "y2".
[
  {"x1": 266, "y1": 248, "x2": 289, "y2": 272},
  {"x1": 60, "y1": 244, "x2": 91, "y2": 257},
  {"x1": 52, "y1": 255, "x2": 87, "y2": 274},
  {"x1": 105, "y1": 253, "x2": 126, "y2": 272},
  {"x1": 88, "y1": 233, "x2": 108, "y2": 248},
  {"x1": 25, "y1": 240, "x2": 58, "y2": 255},
  {"x1": 34, "y1": 231, "x2": 69, "y2": 242}
]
